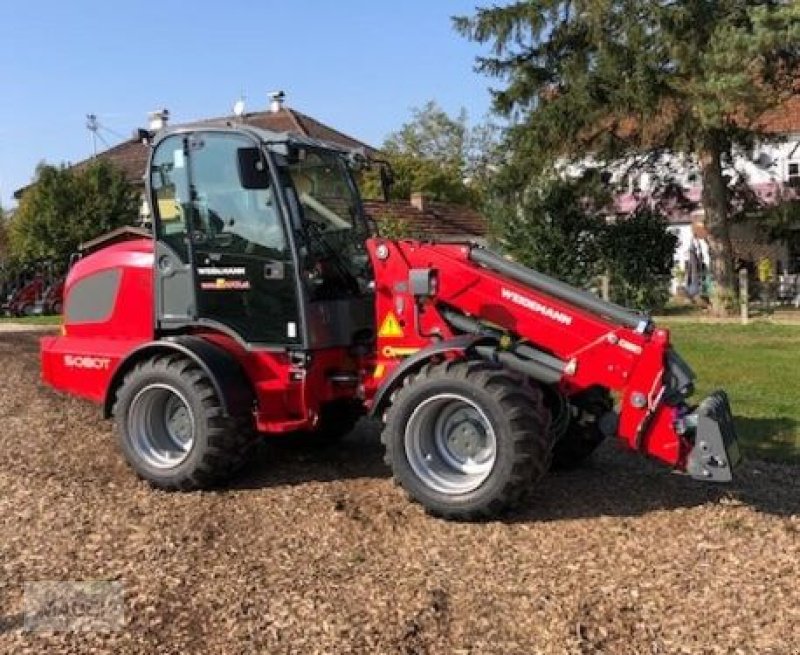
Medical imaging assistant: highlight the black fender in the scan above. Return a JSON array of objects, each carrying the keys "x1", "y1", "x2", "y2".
[
  {"x1": 370, "y1": 334, "x2": 498, "y2": 420},
  {"x1": 103, "y1": 335, "x2": 254, "y2": 419}
]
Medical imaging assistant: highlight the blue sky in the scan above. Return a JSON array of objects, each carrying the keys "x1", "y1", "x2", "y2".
[{"x1": 0, "y1": 0, "x2": 495, "y2": 207}]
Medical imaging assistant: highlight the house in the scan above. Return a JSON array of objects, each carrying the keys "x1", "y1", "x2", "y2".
[
  {"x1": 575, "y1": 96, "x2": 800, "y2": 292},
  {"x1": 64, "y1": 99, "x2": 379, "y2": 193},
  {"x1": 14, "y1": 94, "x2": 488, "y2": 241},
  {"x1": 364, "y1": 192, "x2": 486, "y2": 241}
]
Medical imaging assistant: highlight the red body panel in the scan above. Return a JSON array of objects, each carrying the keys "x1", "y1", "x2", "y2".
[
  {"x1": 199, "y1": 331, "x2": 360, "y2": 433},
  {"x1": 41, "y1": 239, "x2": 156, "y2": 403},
  {"x1": 365, "y1": 239, "x2": 690, "y2": 469},
  {"x1": 41, "y1": 239, "x2": 361, "y2": 435}
]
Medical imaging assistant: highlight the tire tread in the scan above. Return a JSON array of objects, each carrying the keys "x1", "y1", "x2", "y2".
[
  {"x1": 113, "y1": 354, "x2": 256, "y2": 490},
  {"x1": 381, "y1": 360, "x2": 554, "y2": 520}
]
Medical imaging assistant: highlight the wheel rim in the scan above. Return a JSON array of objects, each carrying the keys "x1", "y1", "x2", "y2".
[
  {"x1": 404, "y1": 393, "x2": 497, "y2": 495},
  {"x1": 127, "y1": 384, "x2": 195, "y2": 469}
]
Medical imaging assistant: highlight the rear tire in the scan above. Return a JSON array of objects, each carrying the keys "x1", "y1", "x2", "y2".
[
  {"x1": 382, "y1": 360, "x2": 553, "y2": 520},
  {"x1": 550, "y1": 387, "x2": 614, "y2": 469},
  {"x1": 113, "y1": 354, "x2": 255, "y2": 490}
]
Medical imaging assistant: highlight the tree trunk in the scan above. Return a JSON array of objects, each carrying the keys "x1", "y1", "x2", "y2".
[{"x1": 698, "y1": 136, "x2": 735, "y2": 316}]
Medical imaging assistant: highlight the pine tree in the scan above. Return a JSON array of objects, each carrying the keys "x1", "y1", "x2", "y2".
[{"x1": 456, "y1": 1, "x2": 799, "y2": 313}]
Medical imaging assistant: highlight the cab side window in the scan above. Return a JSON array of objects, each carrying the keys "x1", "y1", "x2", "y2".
[{"x1": 150, "y1": 135, "x2": 189, "y2": 259}]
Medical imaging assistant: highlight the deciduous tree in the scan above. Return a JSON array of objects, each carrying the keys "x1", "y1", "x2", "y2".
[
  {"x1": 490, "y1": 173, "x2": 678, "y2": 311},
  {"x1": 361, "y1": 101, "x2": 501, "y2": 208},
  {"x1": 9, "y1": 160, "x2": 138, "y2": 266}
]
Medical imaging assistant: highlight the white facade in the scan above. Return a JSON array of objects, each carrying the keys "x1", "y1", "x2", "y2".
[{"x1": 565, "y1": 125, "x2": 800, "y2": 288}]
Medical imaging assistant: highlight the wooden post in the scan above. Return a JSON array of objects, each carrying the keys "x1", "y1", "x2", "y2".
[
  {"x1": 739, "y1": 268, "x2": 749, "y2": 324},
  {"x1": 600, "y1": 274, "x2": 610, "y2": 302}
]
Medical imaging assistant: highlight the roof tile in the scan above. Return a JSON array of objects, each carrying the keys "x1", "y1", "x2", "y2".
[
  {"x1": 756, "y1": 95, "x2": 800, "y2": 134},
  {"x1": 363, "y1": 199, "x2": 487, "y2": 239},
  {"x1": 16, "y1": 107, "x2": 377, "y2": 197}
]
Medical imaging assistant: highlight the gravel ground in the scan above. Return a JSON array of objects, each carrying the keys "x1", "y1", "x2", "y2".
[{"x1": 1, "y1": 331, "x2": 798, "y2": 654}]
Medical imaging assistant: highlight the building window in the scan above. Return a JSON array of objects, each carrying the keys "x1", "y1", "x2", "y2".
[{"x1": 789, "y1": 162, "x2": 800, "y2": 187}]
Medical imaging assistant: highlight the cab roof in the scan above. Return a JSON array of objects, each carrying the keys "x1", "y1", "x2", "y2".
[{"x1": 153, "y1": 121, "x2": 356, "y2": 156}]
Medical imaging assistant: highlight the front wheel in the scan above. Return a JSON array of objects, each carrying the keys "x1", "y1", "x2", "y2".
[
  {"x1": 382, "y1": 361, "x2": 553, "y2": 520},
  {"x1": 113, "y1": 354, "x2": 255, "y2": 490}
]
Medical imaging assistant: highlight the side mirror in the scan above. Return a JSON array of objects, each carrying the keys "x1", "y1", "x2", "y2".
[{"x1": 237, "y1": 148, "x2": 270, "y2": 189}]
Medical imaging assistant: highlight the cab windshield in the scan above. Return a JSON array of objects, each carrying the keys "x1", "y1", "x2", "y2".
[{"x1": 283, "y1": 148, "x2": 371, "y2": 299}]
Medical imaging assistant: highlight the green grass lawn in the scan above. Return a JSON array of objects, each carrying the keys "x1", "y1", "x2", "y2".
[
  {"x1": 0, "y1": 314, "x2": 62, "y2": 325},
  {"x1": 668, "y1": 322, "x2": 800, "y2": 463}
]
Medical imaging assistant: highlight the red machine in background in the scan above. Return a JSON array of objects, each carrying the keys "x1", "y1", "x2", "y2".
[
  {"x1": 2, "y1": 262, "x2": 65, "y2": 316},
  {"x1": 40, "y1": 123, "x2": 740, "y2": 520},
  {"x1": 6, "y1": 275, "x2": 45, "y2": 316},
  {"x1": 41, "y1": 276, "x2": 65, "y2": 315}
]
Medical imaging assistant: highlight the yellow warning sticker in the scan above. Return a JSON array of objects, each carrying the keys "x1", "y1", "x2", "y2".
[{"x1": 378, "y1": 312, "x2": 404, "y2": 338}]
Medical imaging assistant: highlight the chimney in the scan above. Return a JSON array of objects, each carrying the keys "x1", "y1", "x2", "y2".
[
  {"x1": 148, "y1": 109, "x2": 169, "y2": 131},
  {"x1": 268, "y1": 90, "x2": 286, "y2": 113},
  {"x1": 410, "y1": 192, "x2": 427, "y2": 212}
]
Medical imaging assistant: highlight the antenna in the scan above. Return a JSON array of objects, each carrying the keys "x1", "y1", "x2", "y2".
[
  {"x1": 86, "y1": 114, "x2": 99, "y2": 157},
  {"x1": 85, "y1": 112, "x2": 127, "y2": 156}
]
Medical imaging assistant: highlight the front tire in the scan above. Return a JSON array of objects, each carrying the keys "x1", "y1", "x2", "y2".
[
  {"x1": 382, "y1": 360, "x2": 553, "y2": 520},
  {"x1": 113, "y1": 354, "x2": 254, "y2": 490}
]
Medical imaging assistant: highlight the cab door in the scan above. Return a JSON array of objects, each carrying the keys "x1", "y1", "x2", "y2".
[{"x1": 150, "y1": 131, "x2": 302, "y2": 345}]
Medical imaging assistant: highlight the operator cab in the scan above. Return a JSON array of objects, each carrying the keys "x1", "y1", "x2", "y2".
[{"x1": 148, "y1": 125, "x2": 374, "y2": 349}]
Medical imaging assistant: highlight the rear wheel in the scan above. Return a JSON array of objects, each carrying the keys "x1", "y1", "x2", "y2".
[
  {"x1": 113, "y1": 354, "x2": 255, "y2": 489},
  {"x1": 382, "y1": 360, "x2": 553, "y2": 520}
]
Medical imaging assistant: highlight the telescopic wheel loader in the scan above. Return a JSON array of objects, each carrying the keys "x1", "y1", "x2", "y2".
[{"x1": 41, "y1": 123, "x2": 741, "y2": 520}]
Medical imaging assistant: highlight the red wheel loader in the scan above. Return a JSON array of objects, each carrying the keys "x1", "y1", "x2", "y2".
[
  {"x1": 7, "y1": 272, "x2": 45, "y2": 317},
  {"x1": 40, "y1": 124, "x2": 740, "y2": 520}
]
